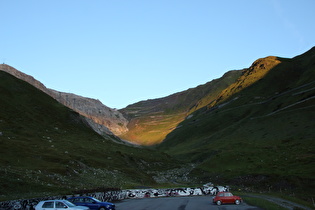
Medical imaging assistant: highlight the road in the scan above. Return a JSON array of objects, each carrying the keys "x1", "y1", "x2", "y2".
[{"x1": 114, "y1": 196, "x2": 262, "y2": 210}]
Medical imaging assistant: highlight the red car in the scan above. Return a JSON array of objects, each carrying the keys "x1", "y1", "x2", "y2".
[{"x1": 213, "y1": 192, "x2": 242, "y2": 205}]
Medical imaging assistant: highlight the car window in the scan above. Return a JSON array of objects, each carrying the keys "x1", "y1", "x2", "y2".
[
  {"x1": 64, "y1": 200, "x2": 76, "y2": 207},
  {"x1": 218, "y1": 193, "x2": 224, "y2": 197},
  {"x1": 72, "y1": 198, "x2": 83, "y2": 202},
  {"x1": 42, "y1": 201, "x2": 54, "y2": 208},
  {"x1": 56, "y1": 201, "x2": 66, "y2": 208},
  {"x1": 225, "y1": 193, "x2": 232, "y2": 196}
]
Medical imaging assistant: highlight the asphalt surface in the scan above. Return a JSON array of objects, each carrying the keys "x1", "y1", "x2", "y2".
[{"x1": 114, "y1": 196, "x2": 262, "y2": 210}]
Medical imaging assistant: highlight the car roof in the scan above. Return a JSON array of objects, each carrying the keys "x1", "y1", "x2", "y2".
[
  {"x1": 68, "y1": 196, "x2": 94, "y2": 199},
  {"x1": 39, "y1": 200, "x2": 68, "y2": 202}
]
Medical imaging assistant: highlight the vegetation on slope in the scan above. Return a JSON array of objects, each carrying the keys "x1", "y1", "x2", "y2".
[{"x1": 0, "y1": 71, "x2": 180, "y2": 200}]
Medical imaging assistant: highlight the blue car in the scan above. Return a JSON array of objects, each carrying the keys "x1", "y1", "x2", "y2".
[{"x1": 67, "y1": 196, "x2": 115, "y2": 210}]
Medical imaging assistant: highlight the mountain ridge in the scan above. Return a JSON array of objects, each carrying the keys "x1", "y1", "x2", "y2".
[{"x1": 2, "y1": 47, "x2": 314, "y2": 147}]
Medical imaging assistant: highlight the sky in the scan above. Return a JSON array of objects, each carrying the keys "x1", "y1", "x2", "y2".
[{"x1": 1, "y1": 0, "x2": 314, "y2": 109}]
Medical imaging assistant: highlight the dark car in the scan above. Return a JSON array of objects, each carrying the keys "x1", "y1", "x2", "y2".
[
  {"x1": 67, "y1": 196, "x2": 115, "y2": 210},
  {"x1": 213, "y1": 191, "x2": 242, "y2": 205}
]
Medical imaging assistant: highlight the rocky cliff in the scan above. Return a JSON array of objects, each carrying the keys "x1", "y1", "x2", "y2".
[{"x1": 0, "y1": 64, "x2": 129, "y2": 136}]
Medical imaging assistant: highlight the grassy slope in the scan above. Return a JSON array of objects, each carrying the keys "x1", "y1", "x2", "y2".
[
  {"x1": 0, "y1": 71, "x2": 180, "y2": 200},
  {"x1": 157, "y1": 47, "x2": 315, "y2": 197},
  {"x1": 119, "y1": 70, "x2": 242, "y2": 145}
]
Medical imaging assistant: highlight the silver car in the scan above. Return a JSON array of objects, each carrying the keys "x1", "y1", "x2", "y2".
[{"x1": 35, "y1": 200, "x2": 89, "y2": 210}]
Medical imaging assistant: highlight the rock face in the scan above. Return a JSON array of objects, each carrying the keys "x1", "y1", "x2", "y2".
[
  {"x1": 0, "y1": 64, "x2": 129, "y2": 136},
  {"x1": 48, "y1": 89, "x2": 128, "y2": 135}
]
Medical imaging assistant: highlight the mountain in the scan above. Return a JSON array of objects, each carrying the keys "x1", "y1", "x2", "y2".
[
  {"x1": 157, "y1": 47, "x2": 315, "y2": 196},
  {"x1": 0, "y1": 71, "x2": 181, "y2": 200},
  {"x1": 0, "y1": 64, "x2": 129, "y2": 137}
]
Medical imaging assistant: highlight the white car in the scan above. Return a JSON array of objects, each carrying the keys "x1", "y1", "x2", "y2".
[{"x1": 35, "y1": 200, "x2": 89, "y2": 210}]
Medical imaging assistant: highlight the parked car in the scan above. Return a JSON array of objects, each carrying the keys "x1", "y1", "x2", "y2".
[
  {"x1": 35, "y1": 200, "x2": 89, "y2": 210},
  {"x1": 213, "y1": 191, "x2": 242, "y2": 205},
  {"x1": 67, "y1": 196, "x2": 115, "y2": 210}
]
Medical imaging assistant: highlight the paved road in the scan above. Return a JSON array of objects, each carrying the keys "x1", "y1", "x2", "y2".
[{"x1": 114, "y1": 196, "x2": 262, "y2": 210}]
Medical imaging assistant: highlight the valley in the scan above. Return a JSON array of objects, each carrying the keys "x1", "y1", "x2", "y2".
[{"x1": 0, "y1": 47, "x2": 314, "y2": 205}]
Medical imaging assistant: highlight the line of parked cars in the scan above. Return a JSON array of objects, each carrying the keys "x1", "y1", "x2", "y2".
[
  {"x1": 35, "y1": 196, "x2": 115, "y2": 210},
  {"x1": 34, "y1": 191, "x2": 242, "y2": 209}
]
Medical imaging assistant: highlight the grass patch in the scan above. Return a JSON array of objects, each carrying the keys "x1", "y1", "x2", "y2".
[{"x1": 242, "y1": 196, "x2": 287, "y2": 210}]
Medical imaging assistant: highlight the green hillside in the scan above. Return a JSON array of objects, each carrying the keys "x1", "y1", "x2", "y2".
[
  {"x1": 157, "y1": 47, "x2": 315, "y2": 197},
  {"x1": 0, "y1": 71, "x2": 180, "y2": 200}
]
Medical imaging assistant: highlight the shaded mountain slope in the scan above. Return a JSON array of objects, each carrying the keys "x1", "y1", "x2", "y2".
[
  {"x1": 0, "y1": 71, "x2": 180, "y2": 200},
  {"x1": 0, "y1": 64, "x2": 129, "y2": 137},
  {"x1": 157, "y1": 47, "x2": 315, "y2": 196},
  {"x1": 119, "y1": 70, "x2": 242, "y2": 145}
]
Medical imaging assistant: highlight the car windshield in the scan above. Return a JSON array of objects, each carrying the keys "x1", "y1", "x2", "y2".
[
  {"x1": 63, "y1": 200, "x2": 76, "y2": 207},
  {"x1": 92, "y1": 198, "x2": 101, "y2": 202}
]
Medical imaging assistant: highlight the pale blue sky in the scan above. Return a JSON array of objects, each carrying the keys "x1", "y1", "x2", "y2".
[{"x1": 1, "y1": 0, "x2": 314, "y2": 109}]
